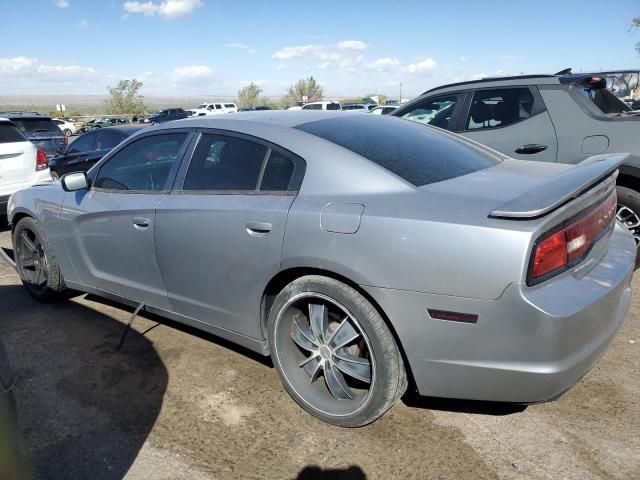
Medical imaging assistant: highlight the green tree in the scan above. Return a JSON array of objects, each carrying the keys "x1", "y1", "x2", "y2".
[
  {"x1": 105, "y1": 79, "x2": 146, "y2": 116},
  {"x1": 237, "y1": 82, "x2": 263, "y2": 109},
  {"x1": 283, "y1": 76, "x2": 323, "y2": 105}
]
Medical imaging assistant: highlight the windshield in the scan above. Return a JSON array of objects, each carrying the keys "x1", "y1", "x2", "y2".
[
  {"x1": 296, "y1": 116, "x2": 500, "y2": 186},
  {"x1": 197, "y1": 104, "x2": 207, "y2": 109},
  {"x1": 11, "y1": 118, "x2": 61, "y2": 136}
]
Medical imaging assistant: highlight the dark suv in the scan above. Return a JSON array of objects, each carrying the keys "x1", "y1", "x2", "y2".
[
  {"x1": 145, "y1": 108, "x2": 188, "y2": 124},
  {"x1": 394, "y1": 73, "x2": 640, "y2": 244},
  {"x1": 0, "y1": 112, "x2": 66, "y2": 158}
]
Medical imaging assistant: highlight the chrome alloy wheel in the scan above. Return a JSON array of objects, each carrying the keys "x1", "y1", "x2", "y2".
[
  {"x1": 617, "y1": 203, "x2": 640, "y2": 246},
  {"x1": 15, "y1": 229, "x2": 48, "y2": 288},
  {"x1": 274, "y1": 293, "x2": 375, "y2": 416}
]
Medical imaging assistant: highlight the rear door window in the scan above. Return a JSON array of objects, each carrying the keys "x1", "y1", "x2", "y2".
[
  {"x1": 0, "y1": 123, "x2": 27, "y2": 144},
  {"x1": 465, "y1": 88, "x2": 534, "y2": 130},
  {"x1": 260, "y1": 152, "x2": 297, "y2": 192},
  {"x1": 398, "y1": 94, "x2": 462, "y2": 131},
  {"x1": 183, "y1": 134, "x2": 268, "y2": 191},
  {"x1": 578, "y1": 87, "x2": 629, "y2": 114}
]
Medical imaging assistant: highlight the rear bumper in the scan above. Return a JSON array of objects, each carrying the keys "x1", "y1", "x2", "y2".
[{"x1": 364, "y1": 222, "x2": 635, "y2": 403}]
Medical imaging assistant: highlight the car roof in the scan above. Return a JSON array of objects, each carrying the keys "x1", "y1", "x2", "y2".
[
  {"x1": 169, "y1": 110, "x2": 345, "y2": 129},
  {"x1": 421, "y1": 72, "x2": 607, "y2": 96},
  {"x1": 0, "y1": 112, "x2": 52, "y2": 120}
]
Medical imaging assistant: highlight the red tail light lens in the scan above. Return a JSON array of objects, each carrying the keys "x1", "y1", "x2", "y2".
[
  {"x1": 36, "y1": 149, "x2": 48, "y2": 171},
  {"x1": 529, "y1": 189, "x2": 617, "y2": 284}
]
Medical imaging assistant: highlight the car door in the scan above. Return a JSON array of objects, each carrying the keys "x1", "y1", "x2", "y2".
[
  {"x1": 61, "y1": 130, "x2": 192, "y2": 309},
  {"x1": 459, "y1": 87, "x2": 558, "y2": 162},
  {"x1": 57, "y1": 131, "x2": 98, "y2": 176},
  {"x1": 154, "y1": 131, "x2": 305, "y2": 339}
]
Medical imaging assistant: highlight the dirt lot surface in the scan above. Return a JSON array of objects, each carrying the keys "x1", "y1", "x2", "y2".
[{"x1": 0, "y1": 226, "x2": 638, "y2": 480}]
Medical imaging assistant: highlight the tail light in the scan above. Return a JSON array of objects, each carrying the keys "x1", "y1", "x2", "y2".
[
  {"x1": 528, "y1": 189, "x2": 617, "y2": 285},
  {"x1": 36, "y1": 149, "x2": 48, "y2": 171}
]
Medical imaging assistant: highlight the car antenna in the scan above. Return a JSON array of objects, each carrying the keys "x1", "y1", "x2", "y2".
[{"x1": 554, "y1": 68, "x2": 572, "y2": 75}]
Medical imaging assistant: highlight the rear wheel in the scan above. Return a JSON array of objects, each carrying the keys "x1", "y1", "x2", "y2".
[
  {"x1": 616, "y1": 186, "x2": 640, "y2": 267},
  {"x1": 12, "y1": 217, "x2": 66, "y2": 302},
  {"x1": 268, "y1": 275, "x2": 406, "y2": 427}
]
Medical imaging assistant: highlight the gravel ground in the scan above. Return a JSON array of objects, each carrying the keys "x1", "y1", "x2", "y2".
[{"x1": 0, "y1": 226, "x2": 638, "y2": 480}]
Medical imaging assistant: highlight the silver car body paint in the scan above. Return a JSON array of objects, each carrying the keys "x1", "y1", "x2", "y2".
[{"x1": 7, "y1": 112, "x2": 635, "y2": 402}]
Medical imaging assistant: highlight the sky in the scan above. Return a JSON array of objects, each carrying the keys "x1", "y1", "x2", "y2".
[{"x1": 0, "y1": 0, "x2": 639, "y2": 100}]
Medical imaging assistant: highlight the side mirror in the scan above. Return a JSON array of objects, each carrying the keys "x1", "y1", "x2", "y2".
[{"x1": 61, "y1": 172, "x2": 89, "y2": 192}]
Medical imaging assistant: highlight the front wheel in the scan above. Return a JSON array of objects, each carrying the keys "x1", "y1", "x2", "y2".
[
  {"x1": 12, "y1": 217, "x2": 66, "y2": 302},
  {"x1": 616, "y1": 186, "x2": 640, "y2": 268},
  {"x1": 268, "y1": 275, "x2": 407, "y2": 427}
]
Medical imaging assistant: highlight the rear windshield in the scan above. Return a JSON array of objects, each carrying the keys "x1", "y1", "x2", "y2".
[
  {"x1": 224, "y1": 104, "x2": 235, "y2": 108},
  {"x1": 0, "y1": 123, "x2": 27, "y2": 144},
  {"x1": 295, "y1": 116, "x2": 500, "y2": 186},
  {"x1": 578, "y1": 87, "x2": 629, "y2": 114},
  {"x1": 11, "y1": 118, "x2": 61, "y2": 135}
]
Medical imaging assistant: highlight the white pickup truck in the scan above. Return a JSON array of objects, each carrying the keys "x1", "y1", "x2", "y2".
[{"x1": 188, "y1": 102, "x2": 238, "y2": 117}]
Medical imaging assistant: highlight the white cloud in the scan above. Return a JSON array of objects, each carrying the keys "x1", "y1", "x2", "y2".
[
  {"x1": 225, "y1": 43, "x2": 257, "y2": 54},
  {"x1": 123, "y1": 0, "x2": 203, "y2": 19},
  {"x1": 366, "y1": 57, "x2": 400, "y2": 72},
  {"x1": 470, "y1": 72, "x2": 486, "y2": 80},
  {"x1": 459, "y1": 56, "x2": 467, "y2": 62},
  {"x1": 54, "y1": 0, "x2": 70, "y2": 8},
  {"x1": 0, "y1": 56, "x2": 38, "y2": 73},
  {"x1": 76, "y1": 19, "x2": 89, "y2": 28},
  {"x1": 171, "y1": 65, "x2": 213, "y2": 80},
  {"x1": 337, "y1": 40, "x2": 368, "y2": 50},
  {"x1": 273, "y1": 40, "x2": 368, "y2": 61},
  {"x1": 406, "y1": 58, "x2": 437, "y2": 74}
]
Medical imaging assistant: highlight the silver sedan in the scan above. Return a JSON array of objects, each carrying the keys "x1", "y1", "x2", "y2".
[{"x1": 6, "y1": 112, "x2": 635, "y2": 426}]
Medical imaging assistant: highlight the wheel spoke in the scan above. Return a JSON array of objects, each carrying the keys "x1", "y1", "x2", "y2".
[
  {"x1": 333, "y1": 351, "x2": 371, "y2": 383},
  {"x1": 329, "y1": 318, "x2": 360, "y2": 349},
  {"x1": 20, "y1": 231, "x2": 37, "y2": 254},
  {"x1": 324, "y1": 364, "x2": 354, "y2": 400},
  {"x1": 301, "y1": 355, "x2": 323, "y2": 382},
  {"x1": 33, "y1": 264, "x2": 46, "y2": 285},
  {"x1": 20, "y1": 257, "x2": 35, "y2": 268},
  {"x1": 291, "y1": 315, "x2": 318, "y2": 352},
  {"x1": 308, "y1": 303, "x2": 328, "y2": 344}
]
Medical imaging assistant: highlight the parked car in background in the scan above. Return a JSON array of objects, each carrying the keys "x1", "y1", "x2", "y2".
[
  {"x1": 370, "y1": 105, "x2": 399, "y2": 115},
  {"x1": 7, "y1": 112, "x2": 635, "y2": 427},
  {"x1": 394, "y1": 72, "x2": 640, "y2": 246},
  {"x1": 0, "y1": 112, "x2": 66, "y2": 158},
  {"x1": 342, "y1": 104, "x2": 378, "y2": 113},
  {"x1": 144, "y1": 109, "x2": 188, "y2": 124},
  {"x1": 0, "y1": 117, "x2": 51, "y2": 216},
  {"x1": 187, "y1": 103, "x2": 238, "y2": 116},
  {"x1": 285, "y1": 105, "x2": 303, "y2": 111},
  {"x1": 301, "y1": 101, "x2": 342, "y2": 111},
  {"x1": 238, "y1": 106, "x2": 272, "y2": 112},
  {"x1": 53, "y1": 118, "x2": 77, "y2": 136},
  {"x1": 48, "y1": 126, "x2": 141, "y2": 180}
]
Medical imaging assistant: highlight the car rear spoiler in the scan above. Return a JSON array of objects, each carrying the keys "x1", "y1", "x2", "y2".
[{"x1": 489, "y1": 153, "x2": 628, "y2": 219}]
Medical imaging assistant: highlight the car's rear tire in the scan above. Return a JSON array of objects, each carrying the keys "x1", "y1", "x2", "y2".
[
  {"x1": 268, "y1": 275, "x2": 407, "y2": 427},
  {"x1": 616, "y1": 186, "x2": 640, "y2": 268},
  {"x1": 63, "y1": 129, "x2": 72, "y2": 137},
  {"x1": 12, "y1": 217, "x2": 66, "y2": 302}
]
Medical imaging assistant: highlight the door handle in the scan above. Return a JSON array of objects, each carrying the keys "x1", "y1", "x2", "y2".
[
  {"x1": 133, "y1": 217, "x2": 150, "y2": 229},
  {"x1": 515, "y1": 144, "x2": 548, "y2": 155},
  {"x1": 245, "y1": 221, "x2": 272, "y2": 236}
]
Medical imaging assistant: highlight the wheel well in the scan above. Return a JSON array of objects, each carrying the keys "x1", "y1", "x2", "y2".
[
  {"x1": 9, "y1": 212, "x2": 32, "y2": 231},
  {"x1": 617, "y1": 173, "x2": 640, "y2": 192},
  {"x1": 261, "y1": 267, "x2": 417, "y2": 393}
]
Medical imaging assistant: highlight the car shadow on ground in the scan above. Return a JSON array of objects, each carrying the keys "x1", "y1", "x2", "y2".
[
  {"x1": 296, "y1": 465, "x2": 367, "y2": 479},
  {"x1": 402, "y1": 391, "x2": 527, "y2": 415},
  {"x1": 0, "y1": 283, "x2": 168, "y2": 480}
]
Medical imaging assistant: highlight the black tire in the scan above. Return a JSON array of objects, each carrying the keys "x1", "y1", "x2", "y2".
[
  {"x1": 616, "y1": 186, "x2": 640, "y2": 268},
  {"x1": 12, "y1": 217, "x2": 66, "y2": 302},
  {"x1": 268, "y1": 275, "x2": 407, "y2": 427}
]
